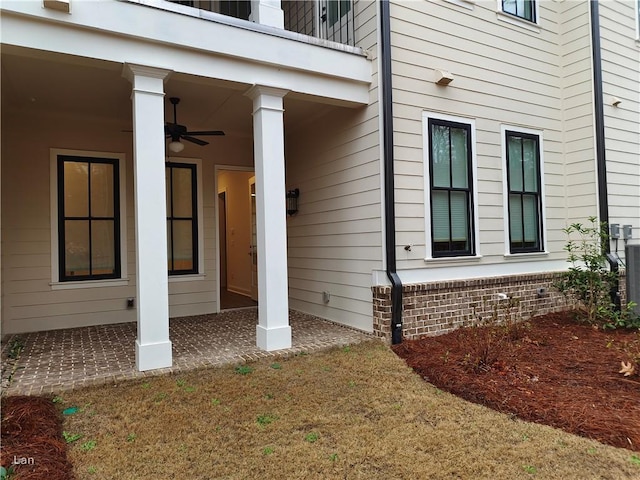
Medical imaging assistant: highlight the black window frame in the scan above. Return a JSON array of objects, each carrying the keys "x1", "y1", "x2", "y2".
[
  {"x1": 57, "y1": 155, "x2": 121, "y2": 282},
  {"x1": 501, "y1": 0, "x2": 536, "y2": 23},
  {"x1": 428, "y1": 118, "x2": 475, "y2": 258},
  {"x1": 166, "y1": 162, "x2": 199, "y2": 276},
  {"x1": 505, "y1": 130, "x2": 544, "y2": 254}
]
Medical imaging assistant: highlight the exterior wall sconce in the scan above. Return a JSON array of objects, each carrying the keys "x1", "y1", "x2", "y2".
[
  {"x1": 434, "y1": 69, "x2": 454, "y2": 85},
  {"x1": 286, "y1": 188, "x2": 300, "y2": 216}
]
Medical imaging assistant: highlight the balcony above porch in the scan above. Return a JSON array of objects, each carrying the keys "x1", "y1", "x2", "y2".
[
  {"x1": 0, "y1": 0, "x2": 372, "y2": 107},
  {"x1": 165, "y1": 0, "x2": 356, "y2": 47}
]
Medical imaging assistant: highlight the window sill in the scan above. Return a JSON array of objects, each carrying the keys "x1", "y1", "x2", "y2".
[
  {"x1": 50, "y1": 278, "x2": 130, "y2": 290},
  {"x1": 496, "y1": 11, "x2": 540, "y2": 33},
  {"x1": 424, "y1": 255, "x2": 483, "y2": 264},
  {"x1": 169, "y1": 273, "x2": 206, "y2": 283},
  {"x1": 503, "y1": 251, "x2": 548, "y2": 259}
]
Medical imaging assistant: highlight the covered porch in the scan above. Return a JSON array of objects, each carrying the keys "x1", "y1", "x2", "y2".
[
  {"x1": 1, "y1": 309, "x2": 372, "y2": 396},
  {"x1": 1, "y1": 0, "x2": 373, "y2": 374}
]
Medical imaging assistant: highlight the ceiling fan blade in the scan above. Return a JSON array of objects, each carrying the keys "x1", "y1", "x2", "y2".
[
  {"x1": 182, "y1": 135, "x2": 209, "y2": 146},
  {"x1": 185, "y1": 130, "x2": 225, "y2": 136}
]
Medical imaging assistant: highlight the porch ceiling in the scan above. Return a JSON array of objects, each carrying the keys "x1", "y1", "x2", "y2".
[{"x1": 1, "y1": 49, "x2": 336, "y2": 138}]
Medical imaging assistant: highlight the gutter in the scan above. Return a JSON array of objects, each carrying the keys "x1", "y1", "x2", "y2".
[
  {"x1": 589, "y1": 0, "x2": 609, "y2": 230},
  {"x1": 589, "y1": 0, "x2": 619, "y2": 309},
  {"x1": 379, "y1": 0, "x2": 403, "y2": 344}
]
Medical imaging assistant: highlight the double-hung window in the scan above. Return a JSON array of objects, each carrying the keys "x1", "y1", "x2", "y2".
[
  {"x1": 427, "y1": 118, "x2": 475, "y2": 257},
  {"x1": 505, "y1": 130, "x2": 543, "y2": 253},
  {"x1": 166, "y1": 162, "x2": 198, "y2": 275},
  {"x1": 58, "y1": 155, "x2": 121, "y2": 281},
  {"x1": 501, "y1": 0, "x2": 536, "y2": 23}
]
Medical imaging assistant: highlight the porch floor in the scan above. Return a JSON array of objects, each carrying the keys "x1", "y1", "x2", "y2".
[{"x1": 1, "y1": 309, "x2": 372, "y2": 396}]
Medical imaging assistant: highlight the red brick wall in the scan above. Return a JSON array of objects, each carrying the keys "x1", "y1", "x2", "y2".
[{"x1": 371, "y1": 272, "x2": 627, "y2": 342}]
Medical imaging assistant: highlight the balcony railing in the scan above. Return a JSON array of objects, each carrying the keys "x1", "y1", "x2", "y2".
[{"x1": 169, "y1": 0, "x2": 355, "y2": 46}]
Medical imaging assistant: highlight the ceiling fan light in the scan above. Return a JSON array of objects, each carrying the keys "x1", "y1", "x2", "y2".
[{"x1": 169, "y1": 140, "x2": 184, "y2": 153}]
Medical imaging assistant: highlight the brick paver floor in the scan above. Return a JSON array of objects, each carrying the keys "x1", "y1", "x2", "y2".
[{"x1": 1, "y1": 309, "x2": 372, "y2": 396}]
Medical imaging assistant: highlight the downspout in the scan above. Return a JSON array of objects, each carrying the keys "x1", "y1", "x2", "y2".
[
  {"x1": 589, "y1": 0, "x2": 619, "y2": 309},
  {"x1": 380, "y1": 0, "x2": 403, "y2": 344}
]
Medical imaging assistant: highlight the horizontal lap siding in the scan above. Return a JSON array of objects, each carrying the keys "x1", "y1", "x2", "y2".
[
  {"x1": 1, "y1": 112, "x2": 219, "y2": 334},
  {"x1": 559, "y1": 1, "x2": 597, "y2": 225},
  {"x1": 285, "y1": 0, "x2": 381, "y2": 333},
  {"x1": 389, "y1": 0, "x2": 566, "y2": 266},
  {"x1": 599, "y1": 1, "x2": 640, "y2": 235}
]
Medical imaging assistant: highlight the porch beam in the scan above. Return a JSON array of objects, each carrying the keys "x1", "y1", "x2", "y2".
[
  {"x1": 123, "y1": 63, "x2": 173, "y2": 371},
  {"x1": 245, "y1": 85, "x2": 292, "y2": 351},
  {"x1": 249, "y1": 0, "x2": 284, "y2": 29}
]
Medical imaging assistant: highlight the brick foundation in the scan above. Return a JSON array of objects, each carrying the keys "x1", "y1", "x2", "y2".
[{"x1": 372, "y1": 272, "x2": 628, "y2": 342}]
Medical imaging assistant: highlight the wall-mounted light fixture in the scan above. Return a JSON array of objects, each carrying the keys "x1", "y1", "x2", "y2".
[
  {"x1": 434, "y1": 69, "x2": 454, "y2": 85},
  {"x1": 286, "y1": 188, "x2": 300, "y2": 216}
]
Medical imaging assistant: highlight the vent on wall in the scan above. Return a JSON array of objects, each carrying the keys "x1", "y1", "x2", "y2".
[
  {"x1": 44, "y1": 0, "x2": 70, "y2": 12},
  {"x1": 626, "y1": 244, "x2": 640, "y2": 317}
]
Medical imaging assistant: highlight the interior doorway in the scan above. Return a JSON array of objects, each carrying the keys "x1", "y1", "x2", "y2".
[{"x1": 216, "y1": 168, "x2": 258, "y2": 310}]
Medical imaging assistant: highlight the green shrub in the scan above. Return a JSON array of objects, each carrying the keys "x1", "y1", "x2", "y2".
[{"x1": 554, "y1": 217, "x2": 639, "y2": 329}]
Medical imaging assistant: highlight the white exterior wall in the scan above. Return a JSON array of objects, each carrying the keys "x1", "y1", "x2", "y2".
[
  {"x1": 385, "y1": 0, "x2": 570, "y2": 283},
  {"x1": 599, "y1": 1, "x2": 640, "y2": 244},
  {"x1": 559, "y1": 0, "x2": 597, "y2": 225},
  {"x1": 286, "y1": 0, "x2": 381, "y2": 332},
  {"x1": 1, "y1": 109, "x2": 252, "y2": 334}
]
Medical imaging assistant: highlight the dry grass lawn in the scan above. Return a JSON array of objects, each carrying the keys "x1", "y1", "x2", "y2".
[{"x1": 60, "y1": 341, "x2": 639, "y2": 479}]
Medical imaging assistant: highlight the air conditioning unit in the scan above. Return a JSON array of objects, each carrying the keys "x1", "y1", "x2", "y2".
[{"x1": 626, "y1": 244, "x2": 640, "y2": 316}]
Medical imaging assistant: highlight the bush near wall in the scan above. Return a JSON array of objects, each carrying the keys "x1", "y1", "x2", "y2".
[{"x1": 372, "y1": 272, "x2": 627, "y2": 342}]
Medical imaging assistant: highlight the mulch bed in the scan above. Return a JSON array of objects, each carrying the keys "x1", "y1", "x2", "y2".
[
  {"x1": 393, "y1": 311, "x2": 640, "y2": 451},
  {"x1": 1, "y1": 396, "x2": 75, "y2": 480}
]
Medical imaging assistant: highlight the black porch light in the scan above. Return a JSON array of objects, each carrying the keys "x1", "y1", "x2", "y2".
[{"x1": 286, "y1": 188, "x2": 300, "y2": 216}]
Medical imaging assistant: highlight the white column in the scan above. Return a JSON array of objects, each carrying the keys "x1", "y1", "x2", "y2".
[
  {"x1": 245, "y1": 85, "x2": 291, "y2": 351},
  {"x1": 249, "y1": 0, "x2": 284, "y2": 29},
  {"x1": 123, "y1": 64, "x2": 173, "y2": 371}
]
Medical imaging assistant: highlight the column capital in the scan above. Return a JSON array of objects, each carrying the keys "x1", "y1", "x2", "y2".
[
  {"x1": 245, "y1": 85, "x2": 289, "y2": 113},
  {"x1": 244, "y1": 84, "x2": 289, "y2": 101},
  {"x1": 122, "y1": 64, "x2": 172, "y2": 94}
]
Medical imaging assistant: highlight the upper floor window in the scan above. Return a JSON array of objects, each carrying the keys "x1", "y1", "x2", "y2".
[
  {"x1": 58, "y1": 155, "x2": 121, "y2": 281},
  {"x1": 327, "y1": 0, "x2": 352, "y2": 27},
  {"x1": 166, "y1": 162, "x2": 198, "y2": 275},
  {"x1": 505, "y1": 130, "x2": 544, "y2": 253},
  {"x1": 502, "y1": 0, "x2": 536, "y2": 23},
  {"x1": 427, "y1": 118, "x2": 476, "y2": 257}
]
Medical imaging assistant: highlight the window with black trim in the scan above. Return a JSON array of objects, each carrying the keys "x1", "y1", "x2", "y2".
[
  {"x1": 58, "y1": 156, "x2": 120, "y2": 281},
  {"x1": 328, "y1": 0, "x2": 352, "y2": 27},
  {"x1": 428, "y1": 119, "x2": 475, "y2": 257},
  {"x1": 166, "y1": 162, "x2": 198, "y2": 275},
  {"x1": 506, "y1": 130, "x2": 543, "y2": 253},
  {"x1": 502, "y1": 0, "x2": 536, "y2": 22}
]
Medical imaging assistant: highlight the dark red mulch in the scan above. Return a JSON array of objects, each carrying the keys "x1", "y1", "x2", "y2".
[
  {"x1": 1, "y1": 396, "x2": 75, "y2": 480},
  {"x1": 393, "y1": 311, "x2": 640, "y2": 451}
]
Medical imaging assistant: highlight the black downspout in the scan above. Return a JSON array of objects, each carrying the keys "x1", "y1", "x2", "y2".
[
  {"x1": 589, "y1": 0, "x2": 619, "y2": 309},
  {"x1": 380, "y1": 0, "x2": 403, "y2": 344}
]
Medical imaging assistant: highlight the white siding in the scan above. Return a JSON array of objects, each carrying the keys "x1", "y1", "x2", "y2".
[
  {"x1": 285, "y1": 0, "x2": 381, "y2": 332},
  {"x1": 599, "y1": 1, "x2": 640, "y2": 244},
  {"x1": 0, "y1": 108, "x2": 252, "y2": 333},
  {"x1": 559, "y1": 0, "x2": 598, "y2": 225},
  {"x1": 388, "y1": 0, "x2": 568, "y2": 276}
]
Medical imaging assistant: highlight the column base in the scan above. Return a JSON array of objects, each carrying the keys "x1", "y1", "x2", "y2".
[
  {"x1": 256, "y1": 324, "x2": 292, "y2": 351},
  {"x1": 135, "y1": 339, "x2": 173, "y2": 371}
]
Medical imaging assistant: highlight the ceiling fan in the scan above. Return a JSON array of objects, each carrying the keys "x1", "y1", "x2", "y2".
[{"x1": 165, "y1": 97, "x2": 224, "y2": 152}]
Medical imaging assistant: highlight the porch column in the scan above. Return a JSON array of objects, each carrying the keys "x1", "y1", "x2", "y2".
[
  {"x1": 245, "y1": 85, "x2": 291, "y2": 351},
  {"x1": 123, "y1": 64, "x2": 173, "y2": 371},
  {"x1": 249, "y1": 0, "x2": 284, "y2": 29}
]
